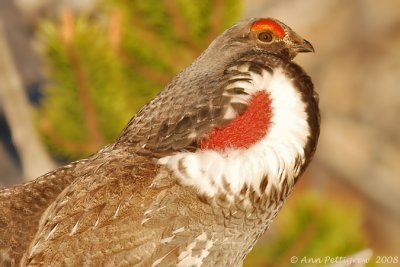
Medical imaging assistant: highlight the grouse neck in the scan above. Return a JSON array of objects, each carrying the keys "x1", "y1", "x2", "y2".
[{"x1": 159, "y1": 55, "x2": 317, "y2": 204}]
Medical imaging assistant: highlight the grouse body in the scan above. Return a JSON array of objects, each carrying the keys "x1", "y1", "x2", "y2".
[{"x1": 0, "y1": 18, "x2": 319, "y2": 266}]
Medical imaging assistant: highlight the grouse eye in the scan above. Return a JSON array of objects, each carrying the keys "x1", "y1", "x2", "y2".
[{"x1": 258, "y1": 31, "x2": 273, "y2": 43}]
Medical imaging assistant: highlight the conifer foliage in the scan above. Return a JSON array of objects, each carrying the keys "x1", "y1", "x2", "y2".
[{"x1": 38, "y1": 0, "x2": 240, "y2": 159}]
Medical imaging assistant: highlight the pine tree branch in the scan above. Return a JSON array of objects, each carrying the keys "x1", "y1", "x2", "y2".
[
  {"x1": 40, "y1": 119, "x2": 92, "y2": 155},
  {"x1": 162, "y1": 0, "x2": 196, "y2": 47},
  {"x1": 109, "y1": 10, "x2": 122, "y2": 51},
  {"x1": 162, "y1": 0, "x2": 203, "y2": 53},
  {"x1": 119, "y1": 50, "x2": 172, "y2": 86},
  {"x1": 60, "y1": 10, "x2": 104, "y2": 152},
  {"x1": 108, "y1": 10, "x2": 173, "y2": 86},
  {"x1": 206, "y1": 0, "x2": 225, "y2": 44},
  {"x1": 128, "y1": 9, "x2": 197, "y2": 72},
  {"x1": 162, "y1": 0, "x2": 190, "y2": 39}
]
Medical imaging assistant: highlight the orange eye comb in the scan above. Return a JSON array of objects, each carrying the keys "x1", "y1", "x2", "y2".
[{"x1": 250, "y1": 19, "x2": 285, "y2": 38}]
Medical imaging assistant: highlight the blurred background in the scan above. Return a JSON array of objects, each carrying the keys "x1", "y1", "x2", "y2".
[{"x1": 0, "y1": 0, "x2": 399, "y2": 266}]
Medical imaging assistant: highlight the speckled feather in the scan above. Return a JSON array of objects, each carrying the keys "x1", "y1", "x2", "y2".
[
  {"x1": 0, "y1": 160, "x2": 86, "y2": 266},
  {"x1": 20, "y1": 149, "x2": 287, "y2": 266}
]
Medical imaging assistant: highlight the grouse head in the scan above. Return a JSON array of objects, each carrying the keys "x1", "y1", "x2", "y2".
[{"x1": 200, "y1": 17, "x2": 314, "y2": 69}]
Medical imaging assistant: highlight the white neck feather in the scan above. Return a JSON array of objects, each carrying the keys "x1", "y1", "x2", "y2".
[{"x1": 158, "y1": 67, "x2": 310, "y2": 200}]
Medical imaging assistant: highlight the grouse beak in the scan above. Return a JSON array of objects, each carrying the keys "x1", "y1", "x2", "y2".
[{"x1": 294, "y1": 39, "x2": 315, "y2": 53}]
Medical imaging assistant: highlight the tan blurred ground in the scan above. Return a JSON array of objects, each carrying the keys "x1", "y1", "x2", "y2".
[{"x1": 245, "y1": 0, "x2": 400, "y2": 255}]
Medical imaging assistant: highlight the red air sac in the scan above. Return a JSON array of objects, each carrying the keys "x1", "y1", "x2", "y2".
[{"x1": 200, "y1": 91, "x2": 273, "y2": 150}]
